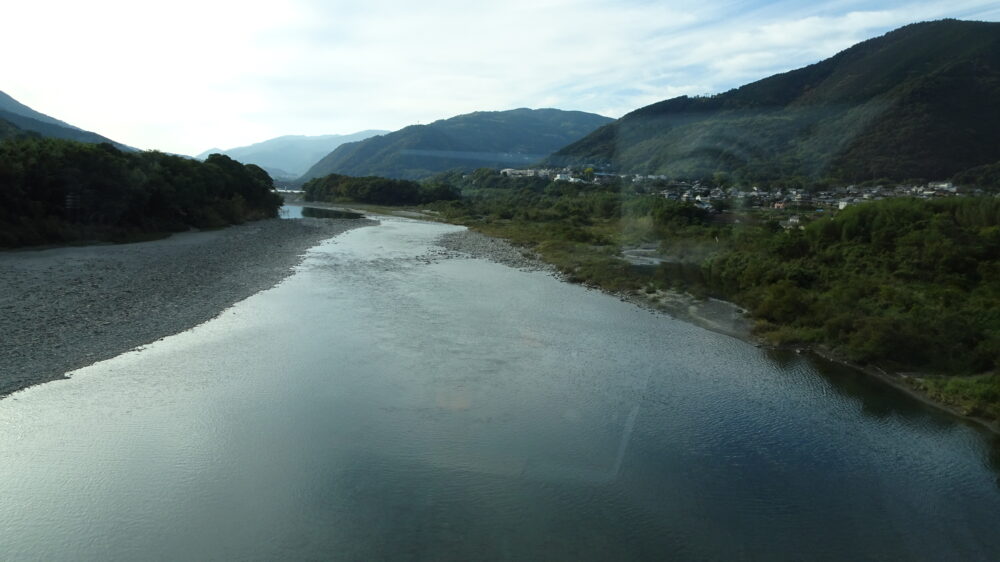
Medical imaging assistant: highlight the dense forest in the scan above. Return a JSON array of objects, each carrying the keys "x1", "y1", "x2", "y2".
[
  {"x1": 425, "y1": 169, "x2": 1000, "y2": 419},
  {"x1": 303, "y1": 173, "x2": 460, "y2": 205},
  {"x1": 0, "y1": 137, "x2": 281, "y2": 247},
  {"x1": 954, "y1": 160, "x2": 1000, "y2": 190}
]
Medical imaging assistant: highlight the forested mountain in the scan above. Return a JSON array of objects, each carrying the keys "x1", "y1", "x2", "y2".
[
  {"x1": 195, "y1": 130, "x2": 387, "y2": 180},
  {"x1": 300, "y1": 108, "x2": 612, "y2": 181},
  {"x1": 549, "y1": 19, "x2": 1000, "y2": 184},
  {"x1": 0, "y1": 90, "x2": 132, "y2": 150},
  {"x1": 0, "y1": 117, "x2": 31, "y2": 142}
]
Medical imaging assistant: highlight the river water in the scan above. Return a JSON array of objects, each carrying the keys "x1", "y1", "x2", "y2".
[{"x1": 1, "y1": 218, "x2": 999, "y2": 560}]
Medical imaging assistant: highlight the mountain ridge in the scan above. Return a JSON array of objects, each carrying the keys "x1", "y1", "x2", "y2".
[
  {"x1": 548, "y1": 19, "x2": 1000, "y2": 183},
  {"x1": 0, "y1": 91, "x2": 81, "y2": 131},
  {"x1": 0, "y1": 90, "x2": 133, "y2": 150},
  {"x1": 196, "y1": 130, "x2": 388, "y2": 179},
  {"x1": 300, "y1": 108, "x2": 613, "y2": 181}
]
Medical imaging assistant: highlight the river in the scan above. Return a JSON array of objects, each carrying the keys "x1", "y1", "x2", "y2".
[{"x1": 1, "y1": 217, "x2": 998, "y2": 560}]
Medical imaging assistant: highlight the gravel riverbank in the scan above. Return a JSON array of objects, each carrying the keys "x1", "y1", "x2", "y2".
[
  {"x1": 435, "y1": 228, "x2": 753, "y2": 340},
  {"x1": 0, "y1": 217, "x2": 375, "y2": 397},
  {"x1": 435, "y1": 229, "x2": 558, "y2": 273}
]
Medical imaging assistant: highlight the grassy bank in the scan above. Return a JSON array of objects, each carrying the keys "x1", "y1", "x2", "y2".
[{"x1": 914, "y1": 374, "x2": 1000, "y2": 420}]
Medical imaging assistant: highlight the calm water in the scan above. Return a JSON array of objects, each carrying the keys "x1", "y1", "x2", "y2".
[
  {"x1": 1, "y1": 218, "x2": 999, "y2": 560},
  {"x1": 280, "y1": 204, "x2": 365, "y2": 220}
]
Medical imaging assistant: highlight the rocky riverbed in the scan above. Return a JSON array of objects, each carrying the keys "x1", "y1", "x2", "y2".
[
  {"x1": 434, "y1": 229, "x2": 557, "y2": 273},
  {"x1": 0, "y1": 217, "x2": 375, "y2": 397},
  {"x1": 434, "y1": 228, "x2": 753, "y2": 341}
]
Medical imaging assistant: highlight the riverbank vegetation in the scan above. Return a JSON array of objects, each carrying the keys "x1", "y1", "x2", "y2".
[
  {"x1": 303, "y1": 173, "x2": 460, "y2": 205},
  {"x1": 0, "y1": 138, "x2": 281, "y2": 247},
  {"x1": 423, "y1": 169, "x2": 1000, "y2": 419}
]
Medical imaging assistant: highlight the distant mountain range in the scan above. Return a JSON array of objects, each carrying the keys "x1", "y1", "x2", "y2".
[
  {"x1": 0, "y1": 90, "x2": 132, "y2": 150},
  {"x1": 196, "y1": 131, "x2": 388, "y2": 180},
  {"x1": 300, "y1": 108, "x2": 613, "y2": 181},
  {"x1": 549, "y1": 19, "x2": 1000, "y2": 183}
]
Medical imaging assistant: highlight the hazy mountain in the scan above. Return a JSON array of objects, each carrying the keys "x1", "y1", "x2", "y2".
[
  {"x1": 196, "y1": 131, "x2": 388, "y2": 179},
  {"x1": 300, "y1": 108, "x2": 613, "y2": 181},
  {"x1": 0, "y1": 90, "x2": 132, "y2": 150},
  {"x1": 0, "y1": 117, "x2": 30, "y2": 141},
  {"x1": 548, "y1": 19, "x2": 1000, "y2": 183}
]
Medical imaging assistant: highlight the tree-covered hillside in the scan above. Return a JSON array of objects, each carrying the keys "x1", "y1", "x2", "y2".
[
  {"x1": 0, "y1": 138, "x2": 281, "y2": 247},
  {"x1": 0, "y1": 90, "x2": 132, "y2": 150},
  {"x1": 303, "y1": 173, "x2": 459, "y2": 206},
  {"x1": 300, "y1": 108, "x2": 612, "y2": 181},
  {"x1": 0, "y1": 117, "x2": 30, "y2": 142},
  {"x1": 549, "y1": 19, "x2": 1000, "y2": 184}
]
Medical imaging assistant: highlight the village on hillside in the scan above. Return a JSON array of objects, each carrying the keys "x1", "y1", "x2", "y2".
[{"x1": 500, "y1": 167, "x2": 989, "y2": 215}]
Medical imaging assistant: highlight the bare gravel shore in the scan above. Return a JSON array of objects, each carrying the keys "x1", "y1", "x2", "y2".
[
  {"x1": 436, "y1": 228, "x2": 752, "y2": 338},
  {"x1": 0, "y1": 217, "x2": 375, "y2": 397},
  {"x1": 435, "y1": 229, "x2": 557, "y2": 273}
]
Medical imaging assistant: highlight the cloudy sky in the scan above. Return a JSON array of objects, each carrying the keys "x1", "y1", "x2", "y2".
[{"x1": 4, "y1": 0, "x2": 999, "y2": 156}]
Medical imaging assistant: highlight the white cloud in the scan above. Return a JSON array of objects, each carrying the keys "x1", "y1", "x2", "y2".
[{"x1": 1, "y1": 0, "x2": 997, "y2": 155}]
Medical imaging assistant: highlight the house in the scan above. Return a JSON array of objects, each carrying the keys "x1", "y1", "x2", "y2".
[{"x1": 500, "y1": 168, "x2": 537, "y2": 178}]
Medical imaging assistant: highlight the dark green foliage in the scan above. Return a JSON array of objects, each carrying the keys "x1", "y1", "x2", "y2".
[
  {"x1": 0, "y1": 137, "x2": 281, "y2": 247},
  {"x1": 955, "y1": 160, "x2": 1000, "y2": 189},
  {"x1": 917, "y1": 374, "x2": 1000, "y2": 419},
  {"x1": 549, "y1": 20, "x2": 1000, "y2": 183},
  {"x1": 432, "y1": 169, "x2": 638, "y2": 226},
  {"x1": 300, "y1": 108, "x2": 612, "y2": 181},
  {"x1": 302, "y1": 173, "x2": 460, "y2": 205},
  {"x1": 701, "y1": 197, "x2": 1000, "y2": 373}
]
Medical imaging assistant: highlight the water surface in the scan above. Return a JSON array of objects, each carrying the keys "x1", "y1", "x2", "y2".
[
  {"x1": 1, "y1": 218, "x2": 998, "y2": 560},
  {"x1": 280, "y1": 204, "x2": 364, "y2": 220}
]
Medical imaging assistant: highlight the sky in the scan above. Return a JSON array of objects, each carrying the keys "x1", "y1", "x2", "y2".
[{"x1": 3, "y1": 0, "x2": 999, "y2": 156}]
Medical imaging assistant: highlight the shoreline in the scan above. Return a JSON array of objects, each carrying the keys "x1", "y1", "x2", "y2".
[
  {"x1": 436, "y1": 226, "x2": 1000, "y2": 437},
  {"x1": 6, "y1": 207, "x2": 994, "y2": 436},
  {"x1": 807, "y1": 346, "x2": 1000, "y2": 435},
  {"x1": 0, "y1": 216, "x2": 375, "y2": 398},
  {"x1": 629, "y1": 285, "x2": 1000, "y2": 436}
]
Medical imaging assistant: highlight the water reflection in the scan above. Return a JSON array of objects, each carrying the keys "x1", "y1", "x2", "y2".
[
  {"x1": 762, "y1": 347, "x2": 978, "y2": 430},
  {"x1": 760, "y1": 347, "x2": 1000, "y2": 487},
  {"x1": 303, "y1": 207, "x2": 364, "y2": 219},
  {"x1": 1, "y1": 218, "x2": 998, "y2": 559},
  {"x1": 280, "y1": 205, "x2": 365, "y2": 220},
  {"x1": 987, "y1": 436, "x2": 1000, "y2": 488}
]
